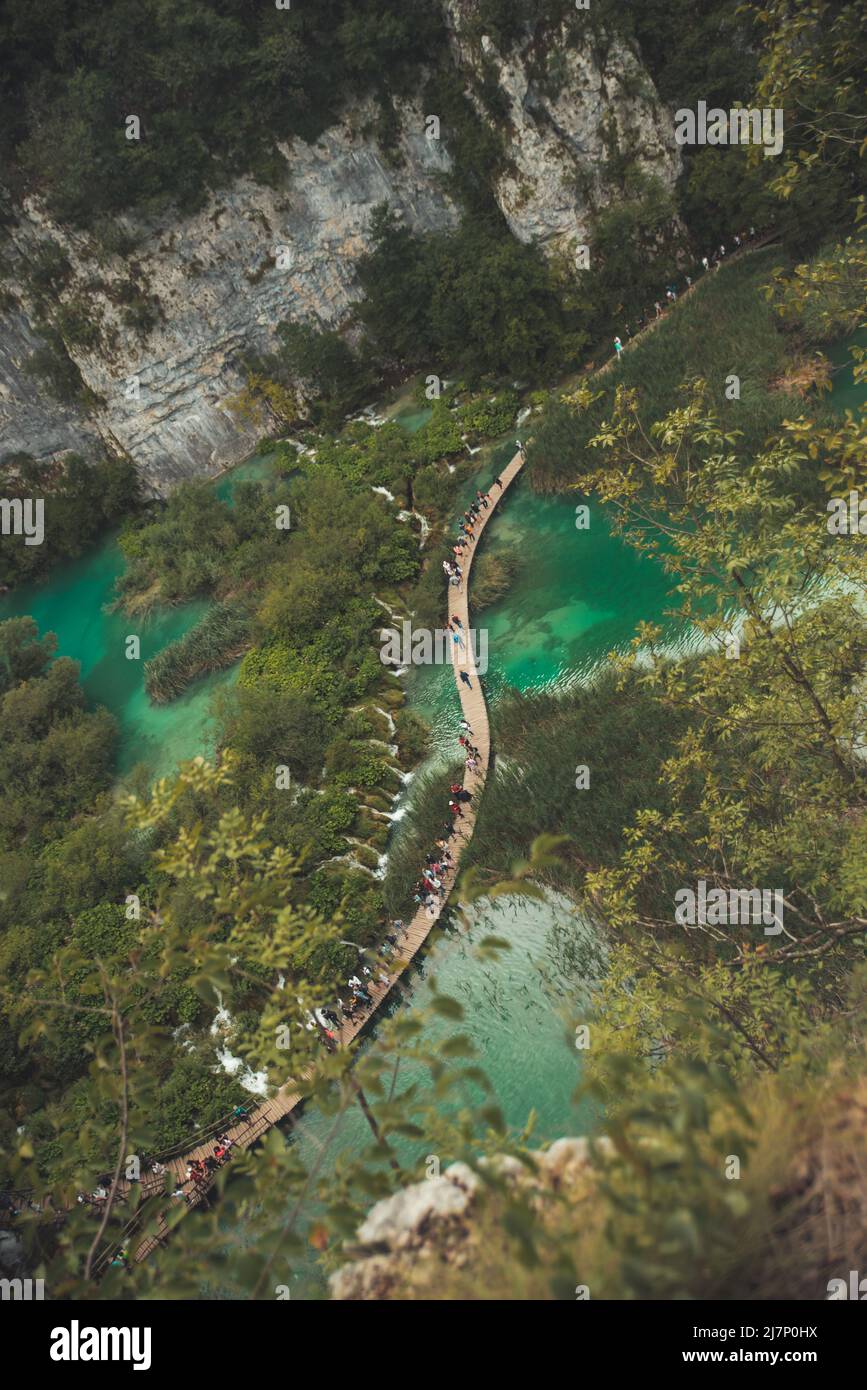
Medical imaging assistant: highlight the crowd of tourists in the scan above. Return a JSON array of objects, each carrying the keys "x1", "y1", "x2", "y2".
[
  {"x1": 315, "y1": 717, "x2": 482, "y2": 1027},
  {"x1": 408, "y1": 720, "x2": 481, "y2": 915},
  {"x1": 443, "y1": 488, "x2": 489, "y2": 590}
]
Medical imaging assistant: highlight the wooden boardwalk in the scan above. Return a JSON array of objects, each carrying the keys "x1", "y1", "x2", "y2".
[{"x1": 115, "y1": 445, "x2": 526, "y2": 1268}]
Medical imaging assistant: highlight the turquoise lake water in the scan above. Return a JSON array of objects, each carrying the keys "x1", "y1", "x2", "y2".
[{"x1": 0, "y1": 453, "x2": 279, "y2": 778}]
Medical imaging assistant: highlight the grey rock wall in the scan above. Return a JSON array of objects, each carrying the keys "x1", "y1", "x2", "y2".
[
  {"x1": 0, "y1": 5, "x2": 679, "y2": 494},
  {"x1": 0, "y1": 100, "x2": 457, "y2": 494}
]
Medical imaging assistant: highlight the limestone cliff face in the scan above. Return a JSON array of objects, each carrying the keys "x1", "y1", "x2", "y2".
[
  {"x1": 0, "y1": 308, "x2": 104, "y2": 464},
  {"x1": 0, "y1": 101, "x2": 457, "y2": 494},
  {"x1": 0, "y1": 6, "x2": 679, "y2": 494},
  {"x1": 442, "y1": 1, "x2": 681, "y2": 253}
]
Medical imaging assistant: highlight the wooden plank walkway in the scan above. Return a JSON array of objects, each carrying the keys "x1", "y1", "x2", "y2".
[{"x1": 116, "y1": 445, "x2": 526, "y2": 1268}]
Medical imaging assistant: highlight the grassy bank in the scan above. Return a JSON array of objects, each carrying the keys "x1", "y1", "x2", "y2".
[
  {"x1": 527, "y1": 247, "x2": 839, "y2": 493},
  {"x1": 463, "y1": 670, "x2": 691, "y2": 902}
]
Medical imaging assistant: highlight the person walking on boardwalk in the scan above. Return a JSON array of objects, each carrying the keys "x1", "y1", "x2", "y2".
[
  {"x1": 459, "y1": 670, "x2": 473, "y2": 690},
  {"x1": 459, "y1": 716, "x2": 472, "y2": 733}
]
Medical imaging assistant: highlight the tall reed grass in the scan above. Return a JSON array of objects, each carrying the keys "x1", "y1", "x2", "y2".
[
  {"x1": 145, "y1": 603, "x2": 251, "y2": 703},
  {"x1": 463, "y1": 669, "x2": 689, "y2": 902}
]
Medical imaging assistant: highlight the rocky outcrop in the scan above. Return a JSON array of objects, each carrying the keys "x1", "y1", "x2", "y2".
[
  {"x1": 442, "y1": 1, "x2": 681, "y2": 254},
  {"x1": 0, "y1": 308, "x2": 103, "y2": 463},
  {"x1": 330, "y1": 1137, "x2": 612, "y2": 1300},
  {"x1": 330, "y1": 1080, "x2": 867, "y2": 1301}
]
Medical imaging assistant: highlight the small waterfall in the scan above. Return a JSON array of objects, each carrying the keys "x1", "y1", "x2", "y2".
[
  {"x1": 397, "y1": 508, "x2": 431, "y2": 546},
  {"x1": 209, "y1": 997, "x2": 269, "y2": 1095}
]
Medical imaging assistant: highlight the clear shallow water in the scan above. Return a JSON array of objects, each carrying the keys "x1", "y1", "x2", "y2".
[
  {"x1": 0, "y1": 532, "x2": 237, "y2": 779},
  {"x1": 406, "y1": 332, "x2": 866, "y2": 749},
  {"x1": 0, "y1": 452, "x2": 279, "y2": 779},
  {"x1": 303, "y1": 890, "x2": 598, "y2": 1156}
]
